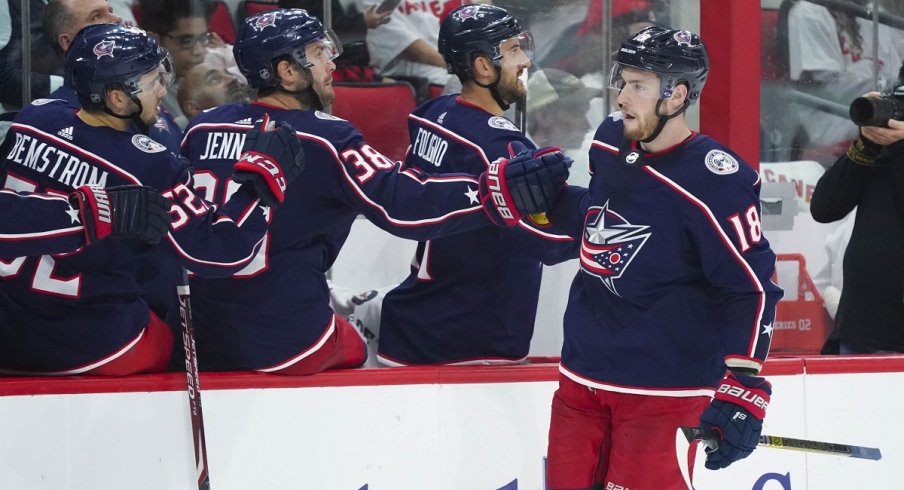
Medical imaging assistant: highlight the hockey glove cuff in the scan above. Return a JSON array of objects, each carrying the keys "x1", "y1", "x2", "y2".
[
  {"x1": 478, "y1": 143, "x2": 571, "y2": 227},
  {"x1": 69, "y1": 185, "x2": 173, "y2": 245},
  {"x1": 233, "y1": 114, "x2": 305, "y2": 208},
  {"x1": 698, "y1": 372, "x2": 772, "y2": 470}
]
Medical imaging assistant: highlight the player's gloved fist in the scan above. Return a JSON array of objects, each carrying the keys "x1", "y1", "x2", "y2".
[
  {"x1": 478, "y1": 142, "x2": 571, "y2": 227},
  {"x1": 698, "y1": 372, "x2": 772, "y2": 470},
  {"x1": 69, "y1": 185, "x2": 173, "y2": 245},
  {"x1": 233, "y1": 114, "x2": 305, "y2": 208}
]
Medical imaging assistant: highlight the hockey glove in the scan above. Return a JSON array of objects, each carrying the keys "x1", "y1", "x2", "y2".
[
  {"x1": 233, "y1": 114, "x2": 305, "y2": 208},
  {"x1": 69, "y1": 185, "x2": 173, "y2": 245},
  {"x1": 698, "y1": 372, "x2": 772, "y2": 470},
  {"x1": 478, "y1": 142, "x2": 571, "y2": 227}
]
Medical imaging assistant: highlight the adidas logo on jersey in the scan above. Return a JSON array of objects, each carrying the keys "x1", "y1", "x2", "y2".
[
  {"x1": 236, "y1": 118, "x2": 253, "y2": 125},
  {"x1": 57, "y1": 126, "x2": 74, "y2": 140}
]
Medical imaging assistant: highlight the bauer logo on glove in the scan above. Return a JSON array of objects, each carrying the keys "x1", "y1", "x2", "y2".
[{"x1": 478, "y1": 142, "x2": 572, "y2": 227}]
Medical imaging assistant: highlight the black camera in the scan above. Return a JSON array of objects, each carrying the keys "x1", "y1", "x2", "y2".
[{"x1": 849, "y1": 65, "x2": 904, "y2": 127}]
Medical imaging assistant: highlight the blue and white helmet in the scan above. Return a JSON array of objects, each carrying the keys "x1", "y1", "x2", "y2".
[
  {"x1": 438, "y1": 4, "x2": 533, "y2": 80},
  {"x1": 233, "y1": 8, "x2": 342, "y2": 90},
  {"x1": 66, "y1": 24, "x2": 173, "y2": 110},
  {"x1": 609, "y1": 25, "x2": 709, "y2": 104}
]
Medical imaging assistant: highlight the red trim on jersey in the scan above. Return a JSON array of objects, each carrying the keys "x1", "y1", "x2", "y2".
[
  {"x1": 297, "y1": 131, "x2": 483, "y2": 228},
  {"x1": 642, "y1": 166, "x2": 767, "y2": 359},
  {"x1": 11, "y1": 123, "x2": 142, "y2": 184},
  {"x1": 409, "y1": 113, "x2": 495, "y2": 167}
]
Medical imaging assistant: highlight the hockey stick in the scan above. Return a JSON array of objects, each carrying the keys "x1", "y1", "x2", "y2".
[
  {"x1": 178, "y1": 269, "x2": 211, "y2": 490},
  {"x1": 679, "y1": 426, "x2": 882, "y2": 460}
]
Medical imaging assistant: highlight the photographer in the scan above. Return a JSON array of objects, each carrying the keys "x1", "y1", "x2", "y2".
[{"x1": 810, "y1": 90, "x2": 904, "y2": 354}]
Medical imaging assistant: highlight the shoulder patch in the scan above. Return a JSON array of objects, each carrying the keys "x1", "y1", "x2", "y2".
[
  {"x1": 131, "y1": 134, "x2": 167, "y2": 153},
  {"x1": 315, "y1": 110, "x2": 344, "y2": 121},
  {"x1": 488, "y1": 116, "x2": 519, "y2": 132},
  {"x1": 31, "y1": 98, "x2": 62, "y2": 106},
  {"x1": 704, "y1": 149, "x2": 739, "y2": 175}
]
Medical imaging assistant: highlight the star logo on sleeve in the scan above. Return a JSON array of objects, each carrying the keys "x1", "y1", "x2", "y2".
[
  {"x1": 465, "y1": 186, "x2": 479, "y2": 205},
  {"x1": 761, "y1": 322, "x2": 774, "y2": 337},
  {"x1": 66, "y1": 205, "x2": 81, "y2": 224}
]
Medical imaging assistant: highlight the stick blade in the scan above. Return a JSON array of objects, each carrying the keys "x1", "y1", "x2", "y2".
[{"x1": 850, "y1": 446, "x2": 882, "y2": 461}]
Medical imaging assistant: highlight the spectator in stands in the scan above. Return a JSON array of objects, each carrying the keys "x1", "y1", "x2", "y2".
[
  {"x1": 137, "y1": 0, "x2": 210, "y2": 128},
  {"x1": 177, "y1": 62, "x2": 250, "y2": 122},
  {"x1": 0, "y1": 0, "x2": 64, "y2": 109},
  {"x1": 787, "y1": 0, "x2": 903, "y2": 164},
  {"x1": 810, "y1": 93, "x2": 904, "y2": 354},
  {"x1": 352, "y1": 0, "x2": 460, "y2": 92}
]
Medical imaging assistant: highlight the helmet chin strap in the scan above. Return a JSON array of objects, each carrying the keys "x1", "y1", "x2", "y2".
[
  {"x1": 102, "y1": 97, "x2": 150, "y2": 135},
  {"x1": 474, "y1": 65, "x2": 510, "y2": 112},
  {"x1": 640, "y1": 98, "x2": 690, "y2": 144},
  {"x1": 277, "y1": 68, "x2": 323, "y2": 111}
]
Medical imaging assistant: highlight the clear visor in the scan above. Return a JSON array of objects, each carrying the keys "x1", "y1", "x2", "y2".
[
  {"x1": 133, "y1": 51, "x2": 175, "y2": 95},
  {"x1": 608, "y1": 62, "x2": 666, "y2": 100},
  {"x1": 497, "y1": 32, "x2": 534, "y2": 68},
  {"x1": 301, "y1": 29, "x2": 343, "y2": 68}
]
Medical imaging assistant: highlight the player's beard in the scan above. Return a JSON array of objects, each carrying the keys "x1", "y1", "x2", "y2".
[
  {"x1": 497, "y1": 68, "x2": 527, "y2": 106},
  {"x1": 623, "y1": 110, "x2": 659, "y2": 142}
]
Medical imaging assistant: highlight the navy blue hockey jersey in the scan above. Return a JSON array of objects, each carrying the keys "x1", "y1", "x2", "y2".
[
  {"x1": 378, "y1": 95, "x2": 576, "y2": 365},
  {"x1": 0, "y1": 189, "x2": 83, "y2": 257},
  {"x1": 181, "y1": 101, "x2": 492, "y2": 371},
  {"x1": 49, "y1": 83, "x2": 183, "y2": 154},
  {"x1": 548, "y1": 114, "x2": 783, "y2": 394},
  {"x1": 0, "y1": 100, "x2": 268, "y2": 373}
]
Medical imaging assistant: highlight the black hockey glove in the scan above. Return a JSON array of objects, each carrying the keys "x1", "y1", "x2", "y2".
[
  {"x1": 233, "y1": 114, "x2": 305, "y2": 208},
  {"x1": 698, "y1": 372, "x2": 772, "y2": 470},
  {"x1": 478, "y1": 142, "x2": 571, "y2": 227},
  {"x1": 69, "y1": 185, "x2": 173, "y2": 245}
]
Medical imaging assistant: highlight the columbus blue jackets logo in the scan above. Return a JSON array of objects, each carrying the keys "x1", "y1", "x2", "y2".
[
  {"x1": 252, "y1": 12, "x2": 277, "y2": 30},
  {"x1": 455, "y1": 6, "x2": 481, "y2": 21},
  {"x1": 673, "y1": 30, "x2": 693, "y2": 46},
  {"x1": 131, "y1": 134, "x2": 166, "y2": 153},
  {"x1": 705, "y1": 149, "x2": 739, "y2": 175},
  {"x1": 488, "y1": 117, "x2": 519, "y2": 132},
  {"x1": 93, "y1": 40, "x2": 115, "y2": 59},
  {"x1": 580, "y1": 202, "x2": 651, "y2": 295}
]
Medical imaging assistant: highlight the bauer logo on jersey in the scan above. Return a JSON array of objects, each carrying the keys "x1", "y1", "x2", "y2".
[
  {"x1": 580, "y1": 202, "x2": 651, "y2": 296},
  {"x1": 705, "y1": 150, "x2": 739, "y2": 175},
  {"x1": 93, "y1": 40, "x2": 116, "y2": 59},
  {"x1": 131, "y1": 134, "x2": 167, "y2": 153},
  {"x1": 488, "y1": 116, "x2": 519, "y2": 132}
]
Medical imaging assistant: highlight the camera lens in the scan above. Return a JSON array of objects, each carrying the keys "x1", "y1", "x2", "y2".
[{"x1": 849, "y1": 96, "x2": 895, "y2": 127}]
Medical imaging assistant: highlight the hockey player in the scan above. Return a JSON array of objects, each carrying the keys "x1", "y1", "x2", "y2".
[
  {"x1": 42, "y1": 0, "x2": 183, "y2": 152},
  {"x1": 0, "y1": 24, "x2": 304, "y2": 376},
  {"x1": 0, "y1": 184, "x2": 170, "y2": 257},
  {"x1": 180, "y1": 8, "x2": 570, "y2": 375},
  {"x1": 375, "y1": 4, "x2": 575, "y2": 366},
  {"x1": 514, "y1": 27, "x2": 783, "y2": 489}
]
